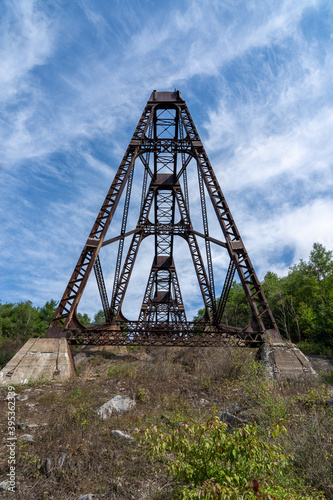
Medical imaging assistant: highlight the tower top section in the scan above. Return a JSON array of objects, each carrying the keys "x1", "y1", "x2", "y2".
[{"x1": 148, "y1": 90, "x2": 184, "y2": 103}]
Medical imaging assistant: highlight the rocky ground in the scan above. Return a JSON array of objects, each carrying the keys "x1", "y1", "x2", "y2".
[{"x1": 0, "y1": 346, "x2": 332, "y2": 499}]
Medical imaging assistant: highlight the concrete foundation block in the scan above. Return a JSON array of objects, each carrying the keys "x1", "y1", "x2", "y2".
[
  {"x1": 257, "y1": 342, "x2": 318, "y2": 381},
  {"x1": 0, "y1": 338, "x2": 75, "y2": 386}
]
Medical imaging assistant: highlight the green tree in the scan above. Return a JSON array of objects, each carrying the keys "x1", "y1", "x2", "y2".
[
  {"x1": 193, "y1": 282, "x2": 250, "y2": 327},
  {"x1": 261, "y1": 272, "x2": 298, "y2": 341},
  {"x1": 0, "y1": 299, "x2": 92, "y2": 368},
  {"x1": 222, "y1": 281, "x2": 250, "y2": 327},
  {"x1": 261, "y1": 243, "x2": 333, "y2": 348},
  {"x1": 0, "y1": 300, "x2": 45, "y2": 368},
  {"x1": 93, "y1": 309, "x2": 105, "y2": 323},
  {"x1": 283, "y1": 243, "x2": 333, "y2": 346},
  {"x1": 0, "y1": 301, "x2": 39, "y2": 339},
  {"x1": 36, "y1": 299, "x2": 58, "y2": 335},
  {"x1": 77, "y1": 312, "x2": 91, "y2": 326}
]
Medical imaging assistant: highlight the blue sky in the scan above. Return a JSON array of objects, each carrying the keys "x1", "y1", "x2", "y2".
[{"x1": 0, "y1": 0, "x2": 332, "y2": 321}]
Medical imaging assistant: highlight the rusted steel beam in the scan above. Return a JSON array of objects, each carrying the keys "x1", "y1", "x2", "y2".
[
  {"x1": 215, "y1": 259, "x2": 236, "y2": 325},
  {"x1": 66, "y1": 320, "x2": 263, "y2": 347},
  {"x1": 93, "y1": 256, "x2": 111, "y2": 323}
]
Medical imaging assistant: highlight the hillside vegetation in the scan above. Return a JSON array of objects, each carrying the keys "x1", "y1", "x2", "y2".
[{"x1": 0, "y1": 346, "x2": 332, "y2": 499}]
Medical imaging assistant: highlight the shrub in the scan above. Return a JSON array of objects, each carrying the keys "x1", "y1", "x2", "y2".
[
  {"x1": 287, "y1": 406, "x2": 333, "y2": 499},
  {"x1": 195, "y1": 347, "x2": 256, "y2": 382},
  {"x1": 142, "y1": 416, "x2": 324, "y2": 499},
  {"x1": 136, "y1": 387, "x2": 149, "y2": 403},
  {"x1": 297, "y1": 341, "x2": 333, "y2": 357}
]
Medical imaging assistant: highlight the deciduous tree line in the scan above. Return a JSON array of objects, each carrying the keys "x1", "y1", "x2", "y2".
[{"x1": 196, "y1": 243, "x2": 333, "y2": 354}]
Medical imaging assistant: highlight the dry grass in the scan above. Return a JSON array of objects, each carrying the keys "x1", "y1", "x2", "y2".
[{"x1": 0, "y1": 346, "x2": 332, "y2": 499}]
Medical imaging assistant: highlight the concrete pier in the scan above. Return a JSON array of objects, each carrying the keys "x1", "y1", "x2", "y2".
[
  {"x1": 0, "y1": 338, "x2": 75, "y2": 386},
  {"x1": 257, "y1": 342, "x2": 318, "y2": 381}
]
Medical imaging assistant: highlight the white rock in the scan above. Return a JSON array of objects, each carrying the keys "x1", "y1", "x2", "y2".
[
  {"x1": 97, "y1": 395, "x2": 135, "y2": 420},
  {"x1": 17, "y1": 394, "x2": 28, "y2": 401},
  {"x1": 20, "y1": 434, "x2": 34, "y2": 442},
  {"x1": 0, "y1": 481, "x2": 10, "y2": 491},
  {"x1": 111, "y1": 430, "x2": 135, "y2": 441}
]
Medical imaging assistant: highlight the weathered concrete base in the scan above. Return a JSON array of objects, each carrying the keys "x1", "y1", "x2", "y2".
[
  {"x1": 0, "y1": 338, "x2": 75, "y2": 386},
  {"x1": 257, "y1": 342, "x2": 318, "y2": 381}
]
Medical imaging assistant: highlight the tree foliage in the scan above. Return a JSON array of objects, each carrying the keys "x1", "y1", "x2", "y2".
[
  {"x1": 262, "y1": 243, "x2": 333, "y2": 350},
  {"x1": 0, "y1": 299, "x2": 58, "y2": 368},
  {"x1": 195, "y1": 243, "x2": 333, "y2": 353},
  {"x1": 0, "y1": 299, "x2": 57, "y2": 340}
]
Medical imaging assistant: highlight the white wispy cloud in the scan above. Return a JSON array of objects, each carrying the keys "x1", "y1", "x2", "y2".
[
  {"x1": 241, "y1": 197, "x2": 333, "y2": 278},
  {"x1": 0, "y1": 0, "x2": 54, "y2": 101},
  {"x1": 1, "y1": 0, "x2": 332, "y2": 322}
]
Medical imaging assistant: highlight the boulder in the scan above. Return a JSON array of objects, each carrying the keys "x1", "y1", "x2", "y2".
[
  {"x1": 44, "y1": 458, "x2": 51, "y2": 477},
  {"x1": 97, "y1": 395, "x2": 135, "y2": 420},
  {"x1": 16, "y1": 394, "x2": 28, "y2": 401},
  {"x1": 219, "y1": 411, "x2": 248, "y2": 429}
]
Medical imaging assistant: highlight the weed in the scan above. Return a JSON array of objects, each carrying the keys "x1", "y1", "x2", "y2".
[
  {"x1": 119, "y1": 363, "x2": 137, "y2": 378},
  {"x1": 70, "y1": 403, "x2": 91, "y2": 425},
  {"x1": 27, "y1": 374, "x2": 52, "y2": 386},
  {"x1": 288, "y1": 406, "x2": 333, "y2": 499},
  {"x1": 71, "y1": 386, "x2": 83, "y2": 399},
  {"x1": 17, "y1": 442, "x2": 41, "y2": 479},
  {"x1": 107, "y1": 365, "x2": 120, "y2": 377},
  {"x1": 89, "y1": 355, "x2": 105, "y2": 367},
  {"x1": 136, "y1": 387, "x2": 149, "y2": 403},
  {"x1": 295, "y1": 386, "x2": 330, "y2": 408},
  {"x1": 321, "y1": 368, "x2": 333, "y2": 385},
  {"x1": 75, "y1": 363, "x2": 84, "y2": 376},
  {"x1": 38, "y1": 393, "x2": 58, "y2": 404},
  {"x1": 200, "y1": 374, "x2": 212, "y2": 390}
]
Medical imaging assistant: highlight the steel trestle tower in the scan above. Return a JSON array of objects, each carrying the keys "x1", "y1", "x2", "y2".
[{"x1": 47, "y1": 91, "x2": 282, "y2": 346}]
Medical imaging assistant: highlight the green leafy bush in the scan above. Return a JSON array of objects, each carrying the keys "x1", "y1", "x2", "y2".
[
  {"x1": 297, "y1": 341, "x2": 333, "y2": 357},
  {"x1": 142, "y1": 416, "x2": 324, "y2": 499}
]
